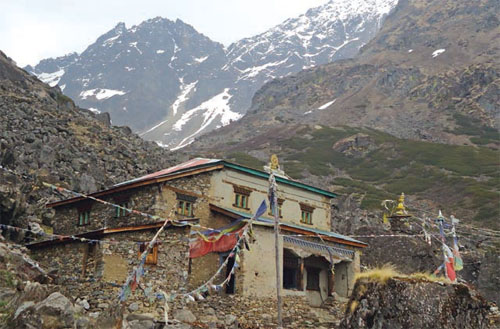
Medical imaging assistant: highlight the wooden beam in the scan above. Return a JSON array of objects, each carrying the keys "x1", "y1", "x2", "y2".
[{"x1": 81, "y1": 244, "x2": 89, "y2": 278}]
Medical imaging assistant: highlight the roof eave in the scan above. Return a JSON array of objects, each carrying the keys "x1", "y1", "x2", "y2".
[
  {"x1": 209, "y1": 204, "x2": 366, "y2": 248},
  {"x1": 46, "y1": 158, "x2": 337, "y2": 209},
  {"x1": 26, "y1": 220, "x2": 194, "y2": 249}
]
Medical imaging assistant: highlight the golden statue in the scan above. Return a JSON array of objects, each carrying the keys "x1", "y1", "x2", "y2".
[
  {"x1": 270, "y1": 154, "x2": 279, "y2": 170},
  {"x1": 394, "y1": 193, "x2": 407, "y2": 216},
  {"x1": 387, "y1": 193, "x2": 411, "y2": 219}
]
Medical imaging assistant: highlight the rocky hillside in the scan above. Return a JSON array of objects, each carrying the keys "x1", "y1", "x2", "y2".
[
  {"x1": 26, "y1": 0, "x2": 398, "y2": 149},
  {"x1": 187, "y1": 0, "x2": 499, "y2": 228},
  {"x1": 0, "y1": 51, "x2": 176, "y2": 240},
  {"x1": 196, "y1": 0, "x2": 499, "y2": 145}
]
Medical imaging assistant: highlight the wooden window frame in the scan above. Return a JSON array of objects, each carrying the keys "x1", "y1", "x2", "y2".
[
  {"x1": 115, "y1": 202, "x2": 129, "y2": 218},
  {"x1": 177, "y1": 200, "x2": 194, "y2": 217},
  {"x1": 300, "y1": 203, "x2": 314, "y2": 225},
  {"x1": 78, "y1": 210, "x2": 90, "y2": 226},
  {"x1": 301, "y1": 210, "x2": 313, "y2": 224},
  {"x1": 234, "y1": 193, "x2": 249, "y2": 209},
  {"x1": 138, "y1": 242, "x2": 158, "y2": 265},
  {"x1": 176, "y1": 193, "x2": 196, "y2": 217},
  {"x1": 233, "y1": 185, "x2": 251, "y2": 209}
]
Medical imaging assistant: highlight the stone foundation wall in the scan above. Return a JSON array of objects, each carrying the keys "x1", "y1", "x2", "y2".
[
  {"x1": 177, "y1": 294, "x2": 345, "y2": 328},
  {"x1": 30, "y1": 226, "x2": 190, "y2": 317},
  {"x1": 188, "y1": 212, "x2": 236, "y2": 290}
]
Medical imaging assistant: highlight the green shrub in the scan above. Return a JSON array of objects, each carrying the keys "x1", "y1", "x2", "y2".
[{"x1": 227, "y1": 152, "x2": 265, "y2": 170}]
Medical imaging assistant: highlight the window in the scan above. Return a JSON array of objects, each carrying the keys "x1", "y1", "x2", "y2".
[
  {"x1": 269, "y1": 198, "x2": 284, "y2": 218},
  {"x1": 78, "y1": 211, "x2": 90, "y2": 226},
  {"x1": 300, "y1": 203, "x2": 314, "y2": 225},
  {"x1": 233, "y1": 185, "x2": 251, "y2": 209},
  {"x1": 234, "y1": 193, "x2": 248, "y2": 209},
  {"x1": 138, "y1": 242, "x2": 158, "y2": 265},
  {"x1": 176, "y1": 193, "x2": 197, "y2": 217},
  {"x1": 301, "y1": 210, "x2": 312, "y2": 224},
  {"x1": 306, "y1": 267, "x2": 320, "y2": 291},
  {"x1": 283, "y1": 249, "x2": 302, "y2": 290},
  {"x1": 177, "y1": 200, "x2": 193, "y2": 216},
  {"x1": 115, "y1": 202, "x2": 129, "y2": 217},
  {"x1": 77, "y1": 201, "x2": 92, "y2": 226}
]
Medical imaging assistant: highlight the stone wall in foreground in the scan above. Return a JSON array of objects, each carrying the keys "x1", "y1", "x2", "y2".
[
  {"x1": 30, "y1": 226, "x2": 190, "y2": 318},
  {"x1": 170, "y1": 294, "x2": 346, "y2": 329}
]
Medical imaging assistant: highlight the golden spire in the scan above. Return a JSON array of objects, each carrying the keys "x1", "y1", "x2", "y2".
[
  {"x1": 394, "y1": 193, "x2": 407, "y2": 216},
  {"x1": 270, "y1": 154, "x2": 279, "y2": 170},
  {"x1": 389, "y1": 192, "x2": 411, "y2": 219}
]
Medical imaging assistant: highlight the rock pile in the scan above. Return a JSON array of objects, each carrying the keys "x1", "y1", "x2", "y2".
[{"x1": 340, "y1": 276, "x2": 499, "y2": 329}]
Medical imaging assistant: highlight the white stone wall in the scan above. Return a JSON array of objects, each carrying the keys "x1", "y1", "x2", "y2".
[{"x1": 210, "y1": 169, "x2": 332, "y2": 231}]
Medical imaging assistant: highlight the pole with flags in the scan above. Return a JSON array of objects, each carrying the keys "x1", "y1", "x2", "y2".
[
  {"x1": 436, "y1": 210, "x2": 456, "y2": 282},
  {"x1": 269, "y1": 172, "x2": 283, "y2": 329}
]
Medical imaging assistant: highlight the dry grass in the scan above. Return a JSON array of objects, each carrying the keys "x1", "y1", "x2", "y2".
[
  {"x1": 355, "y1": 264, "x2": 450, "y2": 285},
  {"x1": 354, "y1": 264, "x2": 399, "y2": 284}
]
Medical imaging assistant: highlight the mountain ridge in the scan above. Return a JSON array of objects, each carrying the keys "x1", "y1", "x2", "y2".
[
  {"x1": 26, "y1": 0, "x2": 398, "y2": 149},
  {"x1": 187, "y1": 0, "x2": 499, "y2": 228}
]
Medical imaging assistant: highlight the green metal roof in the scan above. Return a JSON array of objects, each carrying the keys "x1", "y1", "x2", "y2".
[
  {"x1": 115, "y1": 158, "x2": 336, "y2": 198},
  {"x1": 217, "y1": 206, "x2": 366, "y2": 247},
  {"x1": 221, "y1": 161, "x2": 337, "y2": 198}
]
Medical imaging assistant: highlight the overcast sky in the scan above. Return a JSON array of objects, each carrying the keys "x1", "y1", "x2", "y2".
[{"x1": 0, "y1": 0, "x2": 328, "y2": 67}]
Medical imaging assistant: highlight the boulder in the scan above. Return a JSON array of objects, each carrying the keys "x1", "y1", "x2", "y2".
[
  {"x1": 174, "y1": 308, "x2": 196, "y2": 323},
  {"x1": 332, "y1": 133, "x2": 376, "y2": 157},
  {"x1": 35, "y1": 292, "x2": 75, "y2": 328},
  {"x1": 340, "y1": 277, "x2": 498, "y2": 329},
  {"x1": 124, "y1": 313, "x2": 156, "y2": 329}
]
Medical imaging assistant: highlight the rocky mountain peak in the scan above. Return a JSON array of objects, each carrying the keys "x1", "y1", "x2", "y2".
[
  {"x1": 113, "y1": 21, "x2": 126, "y2": 32},
  {"x1": 26, "y1": 0, "x2": 398, "y2": 150}
]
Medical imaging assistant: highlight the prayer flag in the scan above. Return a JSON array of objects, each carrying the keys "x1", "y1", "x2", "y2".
[
  {"x1": 443, "y1": 244, "x2": 456, "y2": 282},
  {"x1": 453, "y1": 236, "x2": 463, "y2": 271}
]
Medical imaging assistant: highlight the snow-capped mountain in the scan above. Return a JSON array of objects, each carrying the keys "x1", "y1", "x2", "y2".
[{"x1": 26, "y1": 0, "x2": 398, "y2": 149}]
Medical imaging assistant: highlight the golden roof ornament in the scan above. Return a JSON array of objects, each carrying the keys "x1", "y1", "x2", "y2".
[
  {"x1": 270, "y1": 154, "x2": 279, "y2": 170},
  {"x1": 264, "y1": 154, "x2": 286, "y2": 177}
]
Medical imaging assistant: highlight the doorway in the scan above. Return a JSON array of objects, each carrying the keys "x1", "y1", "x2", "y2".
[{"x1": 222, "y1": 253, "x2": 236, "y2": 294}]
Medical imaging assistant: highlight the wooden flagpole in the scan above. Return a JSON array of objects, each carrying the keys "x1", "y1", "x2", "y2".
[{"x1": 270, "y1": 173, "x2": 283, "y2": 328}]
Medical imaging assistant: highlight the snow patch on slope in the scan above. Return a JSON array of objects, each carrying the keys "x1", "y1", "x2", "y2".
[
  {"x1": 318, "y1": 99, "x2": 336, "y2": 110},
  {"x1": 432, "y1": 49, "x2": 445, "y2": 58},
  {"x1": 238, "y1": 57, "x2": 289, "y2": 80},
  {"x1": 129, "y1": 42, "x2": 143, "y2": 55},
  {"x1": 80, "y1": 88, "x2": 127, "y2": 100},
  {"x1": 193, "y1": 56, "x2": 208, "y2": 63},
  {"x1": 171, "y1": 88, "x2": 242, "y2": 150},
  {"x1": 103, "y1": 35, "x2": 120, "y2": 47},
  {"x1": 38, "y1": 69, "x2": 65, "y2": 87},
  {"x1": 172, "y1": 80, "x2": 197, "y2": 116},
  {"x1": 304, "y1": 99, "x2": 336, "y2": 115}
]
